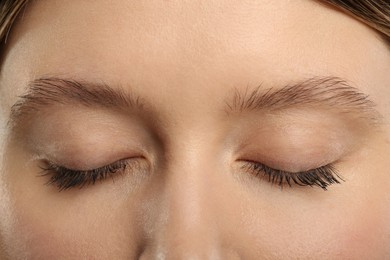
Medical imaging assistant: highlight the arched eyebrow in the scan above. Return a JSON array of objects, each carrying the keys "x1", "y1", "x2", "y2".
[
  {"x1": 9, "y1": 77, "x2": 145, "y2": 127},
  {"x1": 8, "y1": 76, "x2": 383, "y2": 130},
  {"x1": 225, "y1": 76, "x2": 382, "y2": 124}
]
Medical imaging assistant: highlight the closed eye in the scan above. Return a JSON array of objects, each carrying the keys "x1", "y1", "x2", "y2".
[
  {"x1": 240, "y1": 160, "x2": 344, "y2": 190},
  {"x1": 39, "y1": 158, "x2": 144, "y2": 191}
]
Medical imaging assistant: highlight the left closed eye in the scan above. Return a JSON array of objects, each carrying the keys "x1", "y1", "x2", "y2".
[{"x1": 39, "y1": 157, "x2": 146, "y2": 191}]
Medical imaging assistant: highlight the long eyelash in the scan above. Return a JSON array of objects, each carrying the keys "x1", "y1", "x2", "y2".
[
  {"x1": 40, "y1": 159, "x2": 130, "y2": 191},
  {"x1": 242, "y1": 161, "x2": 344, "y2": 190}
]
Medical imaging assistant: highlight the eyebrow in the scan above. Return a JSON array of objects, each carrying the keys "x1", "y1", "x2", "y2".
[
  {"x1": 226, "y1": 76, "x2": 382, "y2": 123},
  {"x1": 9, "y1": 77, "x2": 144, "y2": 127},
  {"x1": 9, "y1": 76, "x2": 382, "y2": 129}
]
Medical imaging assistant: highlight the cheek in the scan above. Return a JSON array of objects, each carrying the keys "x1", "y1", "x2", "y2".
[
  {"x1": 0, "y1": 159, "x2": 146, "y2": 260},
  {"x1": 2, "y1": 191, "x2": 146, "y2": 259},
  {"x1": 238, "y1": 193, "x2": 389, "y2": 259},
  {"x1": 0, "y1": 142, "x2": 155, "y2": 259},
  {"x1": 229, "y1": 168, "x2": 390, "y2": 259}
]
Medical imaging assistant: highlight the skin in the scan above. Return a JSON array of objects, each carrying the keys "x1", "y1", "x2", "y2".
[{"x1": 0, "y1": 0, "x2": 390, "y2": 259}]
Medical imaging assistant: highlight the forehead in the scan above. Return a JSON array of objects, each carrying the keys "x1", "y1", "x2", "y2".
[{"x1": 0, "y1": 0, "x2": 388, "y2": 104}]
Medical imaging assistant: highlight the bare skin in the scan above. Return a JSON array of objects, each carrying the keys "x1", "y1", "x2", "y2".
[{"x1": 0, "y1": 0, "x2": 389, "y2": 259}]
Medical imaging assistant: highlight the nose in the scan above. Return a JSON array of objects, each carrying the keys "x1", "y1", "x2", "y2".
[{"x1": 139, "y1": 148, "x2": 239, "y2": 259}]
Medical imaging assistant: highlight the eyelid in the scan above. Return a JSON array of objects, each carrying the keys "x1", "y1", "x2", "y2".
[
  {"x1": 240, "y1": 160, "x2": 344, "y2": 190},
  {"x1": 39, "y1": 157, "x2": 145, "y2": 191}
]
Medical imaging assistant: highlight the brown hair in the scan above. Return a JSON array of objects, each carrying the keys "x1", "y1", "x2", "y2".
[
  {"x1": 322, "y1": 0, "x2": 390, "y2": 46},
  {"x1": 0, "y1": 0, "x2": 389, "y2": 46},
  {"x1": 0, "y1": 0, "x2": 28, "y2": 45}
]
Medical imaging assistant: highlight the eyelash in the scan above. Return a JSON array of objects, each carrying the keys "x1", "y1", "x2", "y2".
[
  {"x1": 241, "y1": 161, "x2": 344, "y2": 190},
  {"x1": 40, "y1": 159, "x2": 134, "y2": 191},
  {"x1": 40, "y1": 158, "x2": 343, "y2": 191}
]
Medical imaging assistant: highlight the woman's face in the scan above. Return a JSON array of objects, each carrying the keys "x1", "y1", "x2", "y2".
[{"x1": 0, "y1": 0, "x2": 389, "y2": 258}]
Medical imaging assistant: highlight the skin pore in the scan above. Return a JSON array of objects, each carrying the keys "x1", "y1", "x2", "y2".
[{"x1": 0, "y1": 0, "x2": 390, "y2": 259}]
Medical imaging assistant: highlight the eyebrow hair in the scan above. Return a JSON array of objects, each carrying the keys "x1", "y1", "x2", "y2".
[
  {"x1": 226, "y1": 76, "x2": 382, "y2": 123},
  {"x1": 8, "y1": 76, "x2": 382, "y2": 130},
  {"x1": 9, "y1": 77, "x2": 144, "y2": 126}
]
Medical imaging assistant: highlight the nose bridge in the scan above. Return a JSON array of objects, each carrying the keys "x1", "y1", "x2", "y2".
[{"x1": 151, "y1": 136, "x2": 223, "y2": 258}]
